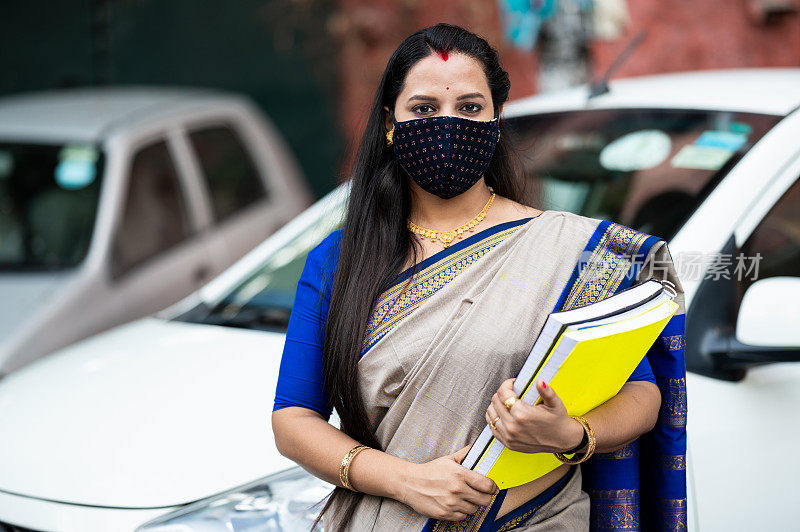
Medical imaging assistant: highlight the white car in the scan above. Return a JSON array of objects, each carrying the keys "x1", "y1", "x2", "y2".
[
  {"x1": 0, "y1": 87, "x2": 312, "y2": 375},
  {"x1": 0, "y1": 68, "x2": 798, "y2": 531}
]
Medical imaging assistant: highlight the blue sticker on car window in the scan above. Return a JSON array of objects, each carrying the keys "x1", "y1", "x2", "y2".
[
  {"x1": 728, "y1": 122, "x2": 752, "y2": 135},
  {"x1": 693, "y1": 130, "x2": 747, "y2": 151},
  {"x1": 55, "y1": 145, "x2": 98, "y2": 189}
]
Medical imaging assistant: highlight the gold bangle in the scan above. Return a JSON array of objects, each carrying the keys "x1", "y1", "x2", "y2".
[
  {"x1": 340, "y1": 444, "x2": 370, "y2": 491},
  {"x1": 553, "y1": 415, "x2": 596, "y2": 465}
]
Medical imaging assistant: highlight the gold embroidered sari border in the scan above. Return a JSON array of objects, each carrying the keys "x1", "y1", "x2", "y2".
[
  {"x1": 362, "y1": 224, "x2": 525, "y2": 352},
  {"x1": 561, "y1": 223, "x2": 650, "y2": 310}
]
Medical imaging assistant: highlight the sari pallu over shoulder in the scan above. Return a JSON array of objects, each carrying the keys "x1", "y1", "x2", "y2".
[{"x1": 322, "y1": 211, "x2": 686, "y2": 532}]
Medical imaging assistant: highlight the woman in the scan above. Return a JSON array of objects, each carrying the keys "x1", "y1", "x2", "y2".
[{"x1": 271, "y1": 23, "x2": 687, "y2": 531}]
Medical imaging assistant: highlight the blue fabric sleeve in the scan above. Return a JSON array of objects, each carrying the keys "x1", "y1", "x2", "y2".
[
  {"x1": 626, "y1": 354, "x2": 657, "y2": 384},
  {"x1": 272, "y1": 230, "x2": 342, "y2": 421}
]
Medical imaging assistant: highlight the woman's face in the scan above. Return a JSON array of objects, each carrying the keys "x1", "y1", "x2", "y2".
[{"x1": 385, "y1": 51, "x2": 499, "y2": 130}]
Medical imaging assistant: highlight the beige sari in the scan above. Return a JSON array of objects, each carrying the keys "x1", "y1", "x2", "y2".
[{"x1": 324, "y1": 209, "x2": 686, "y2": 531}]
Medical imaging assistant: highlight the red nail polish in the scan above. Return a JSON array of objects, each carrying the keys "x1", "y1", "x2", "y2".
[{"x1": 542, "y1": 381, "x2": 547, "y2": 388}]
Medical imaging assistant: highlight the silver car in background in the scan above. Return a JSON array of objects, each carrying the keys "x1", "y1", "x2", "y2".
[{"x1": 0, "y1": 87, "x2": 313, "y2": 376}]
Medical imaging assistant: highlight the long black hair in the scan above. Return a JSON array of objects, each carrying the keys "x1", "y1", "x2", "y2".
[{"x1": 312, "y1": 23, "x2": 535, "y2": 531}]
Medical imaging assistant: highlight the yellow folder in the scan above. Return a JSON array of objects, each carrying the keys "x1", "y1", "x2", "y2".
[{"x1": 477, "y1": 298, "x2": 678, "y2": 489}]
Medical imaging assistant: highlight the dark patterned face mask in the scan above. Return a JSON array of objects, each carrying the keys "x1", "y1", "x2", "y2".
[{"x1": 390, "y1": 107, "x2": 500, "y2": 199}]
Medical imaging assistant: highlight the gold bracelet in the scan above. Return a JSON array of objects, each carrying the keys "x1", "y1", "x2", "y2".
[
  {"x1": 554, "y1": 415, "x2": 596, "y2": 465},
  {"x1": 339, "y1": 444, "x2": 370, "y2": 491}
]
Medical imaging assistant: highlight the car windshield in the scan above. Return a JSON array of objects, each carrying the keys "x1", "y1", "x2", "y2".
[
  {"x1": 0, "y1": 142, "x2": 104, "y2": 270},
  {"x1": 506, "y1": 108, "x2": 781, "y2": 240},
  {"x1": 179, "y1": 108, "x2": 783, "y2": 332},
  {"x1": 178, "y1": 203, "x2": 345, "y2": 331}
]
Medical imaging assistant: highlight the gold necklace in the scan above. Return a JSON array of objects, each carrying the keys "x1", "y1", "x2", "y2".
[{"x1": 407, "y1": 188, "x2": 496, "y2": 249}]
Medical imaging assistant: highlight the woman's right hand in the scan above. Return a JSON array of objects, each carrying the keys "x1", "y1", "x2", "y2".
[{"x1": 398, "y1": 444, "x2": 500, "y2": 521}]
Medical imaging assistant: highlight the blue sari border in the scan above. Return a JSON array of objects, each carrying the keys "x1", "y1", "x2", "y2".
[
  {"x1": 553, "y1": 220, "x2": 661, "y2": 313},
  {"x1": 420, "y1": 467, "x2": 575, "y2": 532},
  {"x1": 553, "y1": 218, "x2": 612, "y2": 312},
  {"x1": 492, "y1": 467, "x2": 575, "y2": 532}
]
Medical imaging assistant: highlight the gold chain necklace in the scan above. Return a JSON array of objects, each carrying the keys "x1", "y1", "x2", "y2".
[{"x1": 407, "y1": 188, "x2": 496, "y2": 249}]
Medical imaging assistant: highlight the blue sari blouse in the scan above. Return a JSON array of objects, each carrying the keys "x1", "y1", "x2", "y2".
[{"x1": 272, "y1": 219, "x2": 657, "y2": 423}]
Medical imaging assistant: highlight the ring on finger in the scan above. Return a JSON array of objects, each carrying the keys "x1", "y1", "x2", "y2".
[
  {"x1": 503, "y1": 396, "x2": 517, "y2": 411},
  {"x1": 489, "y1": 416, "x2": 500, "y2": 430}
]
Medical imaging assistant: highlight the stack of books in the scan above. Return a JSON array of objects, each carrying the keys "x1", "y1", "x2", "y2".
[{"x1": 461, "y1": 279, "x2": 678, "y2": 489}]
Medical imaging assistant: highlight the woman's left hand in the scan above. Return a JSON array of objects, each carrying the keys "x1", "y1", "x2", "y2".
[{"x1": 485, "y1": 378, "x2": 584, "y2": 454}]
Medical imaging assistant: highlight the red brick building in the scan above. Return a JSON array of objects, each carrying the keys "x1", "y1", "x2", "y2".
[{"x1": 330, "y1": 0, "x2": 800, "y2": 176}]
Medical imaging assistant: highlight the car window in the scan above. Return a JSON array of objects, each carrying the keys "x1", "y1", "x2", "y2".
[
  {"x1": 188, "y1": 125, "x2": 267, "y2": 221},
  {"x1": 736, "y1": 177, "x2": 800, "y2": 302},
  {"x1": 0, "y1": 142, "x2": 104, "y2": 270},
  {"x1": 111, "y1": 140, "x2": 191, "y2": 278},
  {"x1": 507, "y1": 108, "x2": 781, "y2": 240}
]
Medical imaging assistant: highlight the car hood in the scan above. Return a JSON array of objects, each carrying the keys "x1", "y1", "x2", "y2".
[{"x1": 0, "y1": 317, "x2": 299, "y2": 508}]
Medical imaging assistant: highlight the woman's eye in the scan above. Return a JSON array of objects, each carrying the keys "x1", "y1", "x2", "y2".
[
  {"x1": 411, "y1": 103, "x2": 482, "y2": 115},
  {"x1": 413, "y1": 104, "x2": 435, "y2": 114}
]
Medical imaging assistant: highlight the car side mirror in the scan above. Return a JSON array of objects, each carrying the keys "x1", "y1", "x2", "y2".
[
  {"x1": 706, "y1": 276, "x2": 800, "y2": 374},
  {"x1": 736, "y1": 276, "x2": 800, "y2": 347},
  {"x1": 698, "y1": 275, "x2": 800, "y2": 379}
]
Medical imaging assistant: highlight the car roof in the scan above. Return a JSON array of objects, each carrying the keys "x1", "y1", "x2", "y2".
[
  {"x1": 0, "y1": 86, "x2": 250, "y2": 144},
  {"x1": 503, "y1": 67, "x2": 800, "y2": 118}
]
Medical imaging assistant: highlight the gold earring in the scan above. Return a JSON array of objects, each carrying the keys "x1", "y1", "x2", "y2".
[{"x1": 386, "y1": 128, "x2": 394, "y2": 147}]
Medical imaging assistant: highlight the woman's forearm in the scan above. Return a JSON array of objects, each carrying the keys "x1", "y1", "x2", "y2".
[
  {"x1": 271, "y1": 407, "x2": 410, "y2": 500},
  {"x1": 572, "y1": 380, "x2": 661, "y2": 454}
]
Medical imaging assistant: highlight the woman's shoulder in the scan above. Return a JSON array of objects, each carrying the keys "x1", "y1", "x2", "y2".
[
  {"x1": 545, "y1": 209, "x2": 660, "y2": 242},
  {"x1": 305, "y1": 228, "x2": 344, "y2": 273},
  {"x1": 537, "y1": 209, "x2": 605, "y2": 241},
  {"x1": 544, "y1": 208, "x2": 599, "y2": 226},
  {"x1": 313, "y1": 228, "x2": 344, "y2": 253}
]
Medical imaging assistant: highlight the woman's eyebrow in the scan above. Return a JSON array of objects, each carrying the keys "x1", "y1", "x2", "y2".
[
  {"x1": 456, "y1": 92, "x2": 486, "y2": 101},
  {"x1": 407, "y1": 92, "x2": 486, "y2": 102},
  {"x1": 408, "y1": 94, "x2": 438, "y2": 102}
]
